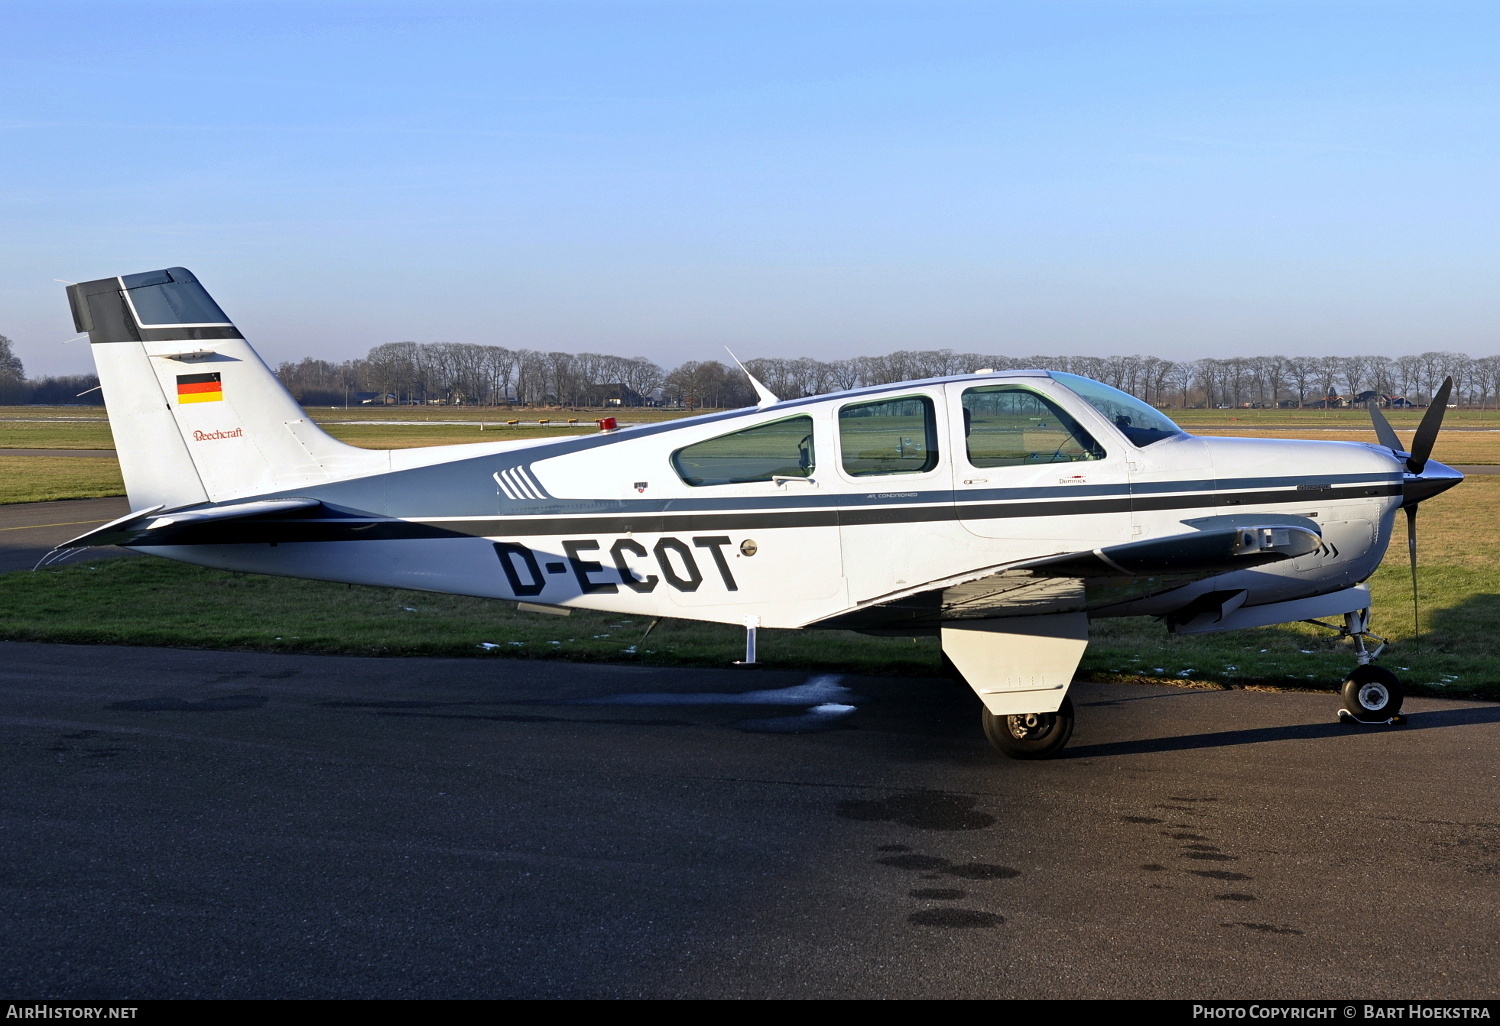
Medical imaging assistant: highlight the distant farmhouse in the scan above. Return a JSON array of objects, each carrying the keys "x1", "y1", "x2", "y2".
[{"x1": 593, "y1": 383, "x2": 648, "y2": 407}]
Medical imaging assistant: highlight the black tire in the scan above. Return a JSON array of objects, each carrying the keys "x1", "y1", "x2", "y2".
[
  {"x1": 1341, "y1": 665, "x2": 1404, "y2": 721},
  {"x1": 982, "y1": 696, "x2": 1075, "y2": 760}
]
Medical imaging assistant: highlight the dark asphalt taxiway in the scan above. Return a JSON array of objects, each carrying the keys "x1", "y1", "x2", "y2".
[
  {"x1": 0, "y1": 497, "x2": 131, "y2": 573},
  {"x1": 1, "y1": 641, "x2": 1497, "y2": 999}
]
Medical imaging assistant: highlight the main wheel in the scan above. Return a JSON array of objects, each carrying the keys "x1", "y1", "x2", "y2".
[
  {"x1": 1341, "y1": 665, "x2": 1404, "y2": 721},
  {"x1": 982, "y1": 696, "x2": 1075, "y2": 760}
]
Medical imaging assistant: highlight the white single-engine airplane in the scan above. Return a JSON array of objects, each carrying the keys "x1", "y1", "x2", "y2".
[{"x1": 55, "y1": 268, "x2": 1464, "y2": 758}]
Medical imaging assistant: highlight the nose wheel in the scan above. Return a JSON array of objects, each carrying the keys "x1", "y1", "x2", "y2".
[{"x1": 1338, "y1": 664, "x2": 1406, "y2": 725}]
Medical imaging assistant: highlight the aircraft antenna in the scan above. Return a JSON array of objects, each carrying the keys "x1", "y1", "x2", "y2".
[{"x1": 724, "y1": 347, "x2": 780, "y2": 408}]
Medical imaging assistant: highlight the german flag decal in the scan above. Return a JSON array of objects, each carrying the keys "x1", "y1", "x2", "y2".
[{"x1": 176, "y1": 372, "x2": 223, "y2": 404}]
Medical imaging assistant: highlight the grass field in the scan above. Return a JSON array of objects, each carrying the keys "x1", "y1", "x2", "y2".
[
  {"x1": 320, "y1": 423, "x2": 589, "y2": 448},
  {"x1": 0, "y1": 405, "x2": 687, "y2": 460},
  {"x1": 5, "y1": 403, "x2": 1498, "y2": 504},
  {"x1": 1173, "y1": 407, "x2": 1500, "y2": 428},
  {"x1": 0, "y1": 476, "x2": 1493, "y2": 697},
  {"x1": 303, "y1": 405, "x2": 697, "y2": 424},
  {"x1": 0, "y1": 455, "x2": 124, "y2": 504},
  {"x1": 1190, "y1": 429, "x2": 1500, "y2": 464},
  {"x1": 0, "y1": 417, "x2": 116, "y2": 450},
  {"x1": 5, "y1": 403, "x2": 1498, "y2": 448}
]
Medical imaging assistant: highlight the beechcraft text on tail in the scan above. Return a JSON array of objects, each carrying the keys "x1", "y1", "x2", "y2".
[{"x1": 51, "y1": 268, "x2": 1464, "y2": 758}]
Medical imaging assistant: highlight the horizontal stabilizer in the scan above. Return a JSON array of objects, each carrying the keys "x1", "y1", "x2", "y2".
[
  {"x1": 38, "y1": 504, "x2": 166, "y2": 561},
  {"x1": 46, "y1": 498, "x2": 323, "y2": 556}
]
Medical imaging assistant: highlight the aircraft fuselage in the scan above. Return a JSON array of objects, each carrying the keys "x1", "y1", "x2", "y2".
[{"x1": 137, "y1": 371, "x2": 1406, "y2": 632}]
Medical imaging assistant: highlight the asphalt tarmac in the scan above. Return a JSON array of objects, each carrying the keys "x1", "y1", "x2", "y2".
[
  {"x1": 0, "y1": 497, "x2": 131, "y2": 573},
  {"x1": 1, "y1": 640, "x2": 1496, "y2": 999}
]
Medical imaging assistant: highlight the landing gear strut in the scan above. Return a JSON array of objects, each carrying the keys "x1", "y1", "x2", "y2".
[{"x1": 1306, "y1": 609, "x2": 1406, "y2": 725}]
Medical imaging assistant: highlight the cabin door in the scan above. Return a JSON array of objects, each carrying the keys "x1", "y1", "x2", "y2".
[{"x1": 944, "y1": 380, "x2": 1132, "y2": 557}]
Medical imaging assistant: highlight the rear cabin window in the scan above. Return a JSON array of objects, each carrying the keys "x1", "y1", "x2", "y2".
[
  {"x1": 839, "y1": 396, "x2": 939, "y2": 477},
  {"x1": 671, "y1": 416, "x2": 815, "y2": 486},
  {"x1": 962, "y1": 386, "x2": 1104, "y2": 467}
]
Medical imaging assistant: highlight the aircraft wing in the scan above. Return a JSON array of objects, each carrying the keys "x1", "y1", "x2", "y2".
[{"x1": 812, "y1": 524, "x2": 1321, "y2": 631}]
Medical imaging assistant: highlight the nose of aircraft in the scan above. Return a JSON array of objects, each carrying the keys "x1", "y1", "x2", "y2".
[
  {"x1": 1402, "y1": 459, "x2": 1464, "y2": 507},
  {"x1": 1197, "y1": 434, "x2": 1401, "y2": 485},
  {"x1": 1361, "y1": 376, "x2": 1465, "y2": 510}
]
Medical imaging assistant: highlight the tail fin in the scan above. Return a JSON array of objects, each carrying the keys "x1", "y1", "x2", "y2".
[{"x1": 67, "y1": 268, "x2": 381, "y2": 510}]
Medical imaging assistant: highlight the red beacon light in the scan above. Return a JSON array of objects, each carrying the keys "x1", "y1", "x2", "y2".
[{"x1": 596, "y1": 417, "x2": 618, "y2": 432}]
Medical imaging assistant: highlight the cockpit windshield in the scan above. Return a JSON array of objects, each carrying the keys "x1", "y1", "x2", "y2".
[{"x1": 1050, "y1": 372, "x2": 1184, "y2": 448}]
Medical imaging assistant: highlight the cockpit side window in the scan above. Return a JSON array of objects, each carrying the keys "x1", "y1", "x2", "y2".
[
  {"x1": 838, "y1": 396, "x2": 939, "y2": 477},
  {"x1": 671, "y1": 415, "x2": 815, "y2": 486},
  {"x1": 1050, "y1": 372, "x2": 1184, "y2": 447},
  {"x1": 961, "y1": 386, "x2": 1104, "y2": 467}
]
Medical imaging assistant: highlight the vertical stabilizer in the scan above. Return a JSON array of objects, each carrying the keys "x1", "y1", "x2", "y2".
[{"x1": 67, "y1": 268, "x2": 382, "y2": 510}]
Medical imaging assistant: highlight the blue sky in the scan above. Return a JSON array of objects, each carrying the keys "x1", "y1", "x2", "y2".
[{"x1": 3, "y1": 0, "x2": 1499, "y2": 376}]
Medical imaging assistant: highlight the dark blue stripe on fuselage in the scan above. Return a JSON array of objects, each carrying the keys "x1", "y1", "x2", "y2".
[
  {"x1": 409, "y1": 471, "x2": 1400, "y2": 519},
  {"x1": 134, "y1": 479, "x2": 1402, "y2": 547}
]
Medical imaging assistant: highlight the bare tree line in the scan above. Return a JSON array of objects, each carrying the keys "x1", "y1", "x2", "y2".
[
  {"x1": 277, "y1": 343, "x2": 667, "y2": 407},
  {"x1": 4, "y1": 328, "x2": 1494, "y2": 409},
  {"x1": 741, "y1": 351, "x2": 1500, "y2": 408},
  {"x1": 275, "y1": 342, "x2": 1500, "y2": 410}
]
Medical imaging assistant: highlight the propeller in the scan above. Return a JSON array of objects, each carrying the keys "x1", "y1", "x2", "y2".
[
  {"x1": 1406, "y1": 376, "x2": 1452, "y2": 475},
  {"x1": 1365, "y1": 398, "x2": 1403, "y2": 456},
  {"x1": 1366, "y1": 377, "x2": 1460, "y2": 649},
  {"x1": 1405, "y1": 500, "x2": 1421, "y2": 650}
]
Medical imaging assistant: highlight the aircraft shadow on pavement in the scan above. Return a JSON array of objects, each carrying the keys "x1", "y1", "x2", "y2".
[
  {"x1": 1064, "y1": 703, "x2": 1500, "y2": 759},
  {"x1": 1076, "y1": 688, "x2": 1227, "y2": 708}
]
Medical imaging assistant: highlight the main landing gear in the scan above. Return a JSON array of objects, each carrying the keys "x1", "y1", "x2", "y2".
[
  {"x1": 1309, "y1": 609, "x2": 1407, "y2": 725},
  {"x1": 943, "y1": 613, "x2": 1090, "y2": 761},
  {"x1": 981, "y1": 697, "x2": 1075, "y2": 760}
]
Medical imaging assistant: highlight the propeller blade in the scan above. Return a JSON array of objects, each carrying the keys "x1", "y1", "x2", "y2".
[
  {"x1": 1406, "y1": 505, "x2": 1420, "y2": 649},
  {"x1": 1367, "y1": 399, "x2": 1403, "y2": 454},
  {"x1": 1407, "y1": 376, "x2": 1453, "y2": 475}
]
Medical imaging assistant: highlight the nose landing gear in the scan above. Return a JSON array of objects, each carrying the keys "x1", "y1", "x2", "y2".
[{"x1": 1308, "y1": 609, "x2": 1407, "y2": 725}]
